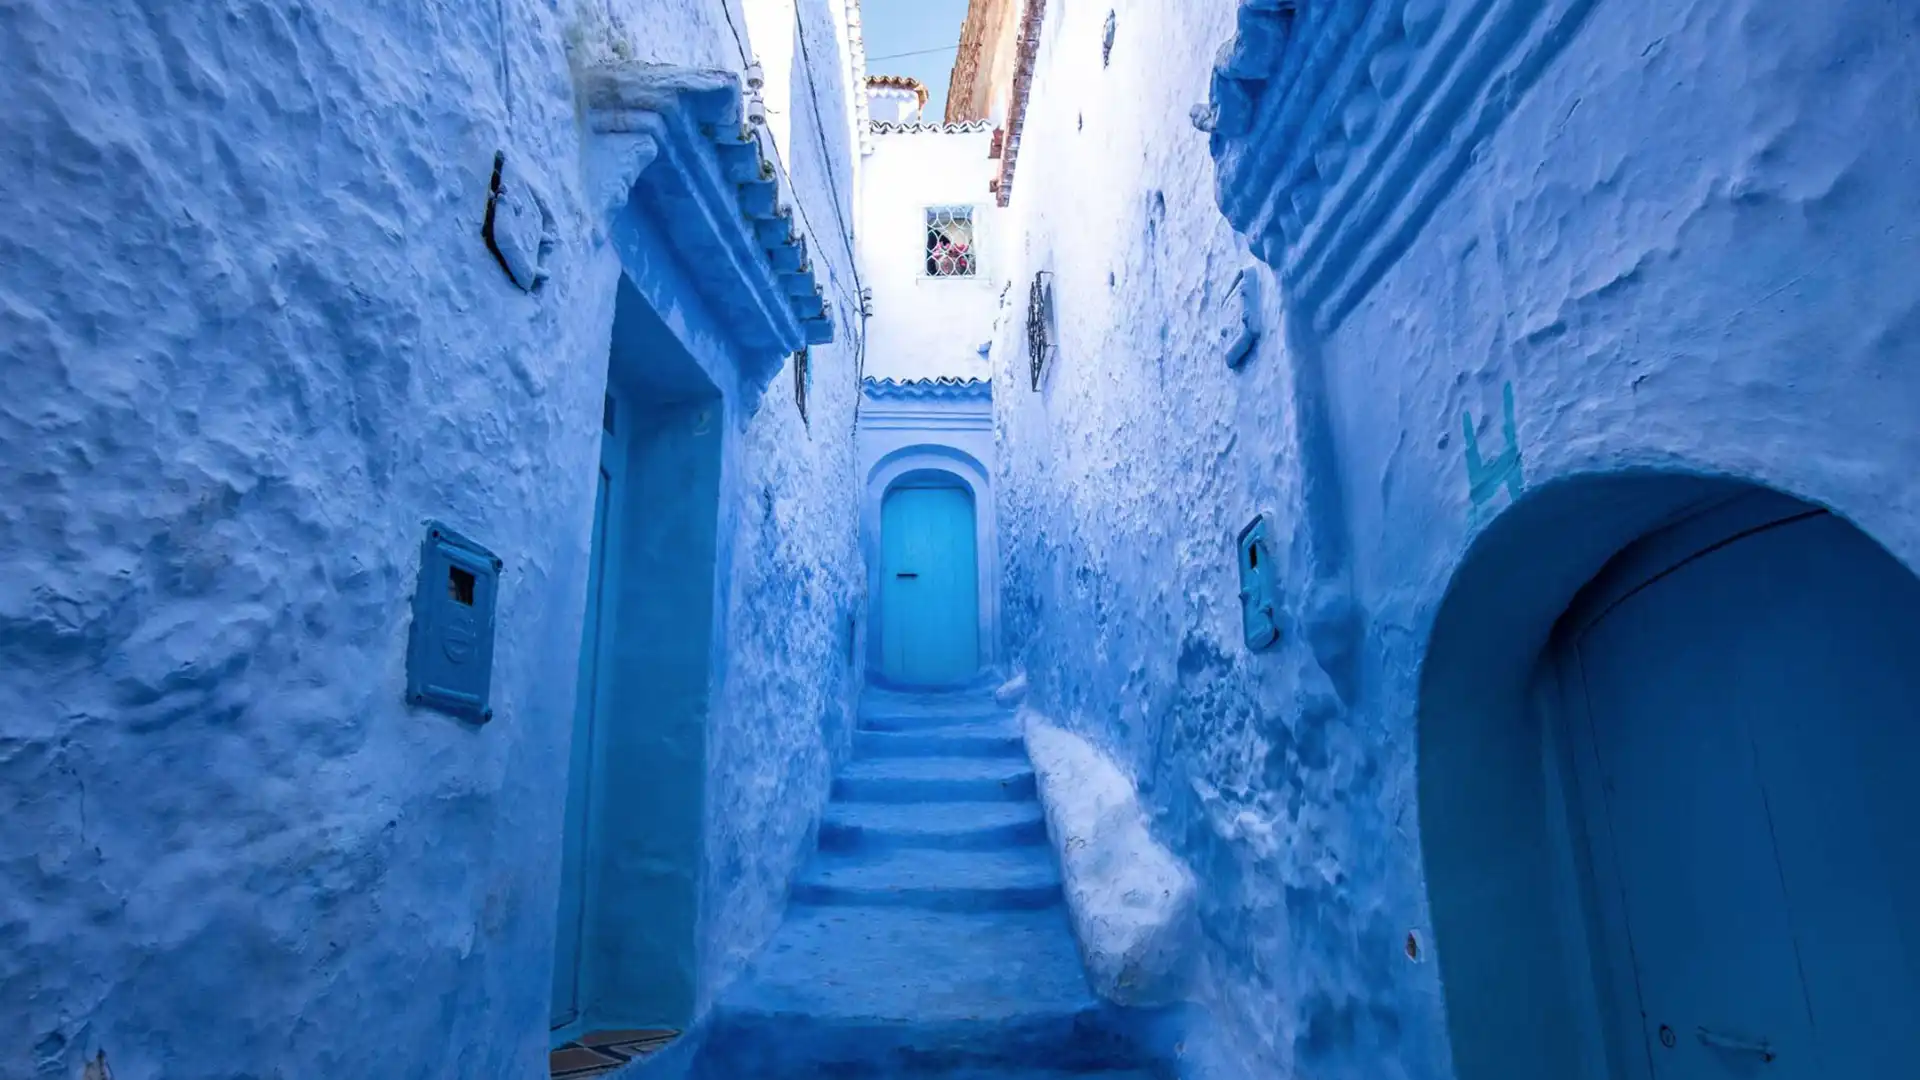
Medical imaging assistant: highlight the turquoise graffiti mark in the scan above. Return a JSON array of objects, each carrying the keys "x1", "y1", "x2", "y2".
[{"x1": 1463, "y1": 382, "x2": 1523, "y2": 507}]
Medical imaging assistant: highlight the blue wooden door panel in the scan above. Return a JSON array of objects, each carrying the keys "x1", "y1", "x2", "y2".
[
  {"x1": 1713, "y1": 515, "x2": 1920, "y2": 1077},
  {"x1": 554, "y1": 406, "x2": 625, "y2": 1028},
  {"x1": 1577, "y1": 551, "x2": 1817, "y2": 1077},
  {"x1": 879, "y1": 490, "x2": 913, "y2": 680},
  {"x1": 881, "y1": 486, "x2": 979, "y2": 685},
  {"x1": 1574, "y1": 511, "x2": 1920, "y2": 1077}
]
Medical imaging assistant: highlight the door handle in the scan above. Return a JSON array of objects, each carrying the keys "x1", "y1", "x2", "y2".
[
  {"x1": 896, "y1": 572, "x2": 918, "y2": 579},
  {"x1": 1694, "y1": 1027, "x2": 1776, "y2": 1063}
]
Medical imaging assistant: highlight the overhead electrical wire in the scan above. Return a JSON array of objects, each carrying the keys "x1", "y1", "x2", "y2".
[
  {"x1": 865, "y1": 44, "x2": 961, "y2": 62},
  {"x1": 715, "y1": 3, "x2": 860, "y2": 291},
  {"x1": 718, "y1": 0, "x2": 869, "y2": 391}
]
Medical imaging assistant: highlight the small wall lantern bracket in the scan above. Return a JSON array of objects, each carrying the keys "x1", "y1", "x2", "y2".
[{"x1": 482, "y1": 151, "x2": 556, "y2": 293}]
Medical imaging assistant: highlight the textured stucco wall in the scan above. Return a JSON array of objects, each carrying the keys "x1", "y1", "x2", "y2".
[
  {"x1": 0, "y1": 0, "x2": 864, "y2": 1076},
  {"x1": 861, "y1": 128, "x2": 1004, "y2": 382},
  {"x1": 692, "y1": 0, "x2": 868, "y2": 1020},
  {"x1": 991, "y1": 1, "x2": 1920, "y2": 1078}
]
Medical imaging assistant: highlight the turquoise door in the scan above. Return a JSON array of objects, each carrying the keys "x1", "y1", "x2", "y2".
[
  {"x1": 554, "y1": 400, "x2": 623, "y2": 1028},
  {"x1": 880, "y1": 485, "x2": 980, "y2": 685},
  {"x1": 1569, "y1": 505, "x2": 1920, "y2": 1076}
]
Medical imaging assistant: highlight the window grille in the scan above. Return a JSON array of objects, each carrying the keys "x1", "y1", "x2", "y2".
[
  {"x1": 1028, "y1": 270, "x2": 1054, "y2": 390},
  {"x1": 925, "y1": 206, "x2": 978, "y2": 277},
  {"x1": 793, "y1": 348, "x2": 811, "y2": 426}
]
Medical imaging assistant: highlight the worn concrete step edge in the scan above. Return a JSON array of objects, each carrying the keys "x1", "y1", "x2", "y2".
[
  {"x1": 694, "y1": 1006, "x2": 1146, "y2": 1079},
  {"x1": 829, "y1": 764, "x2": 1036, "y2": 799},
  {"x1": 853, "y1": 726, "x2": 1026, "y2": 759},
  {"x1": 858, "y1": 708, "x2": 1019, "y2": 733},
  {"x1": 819, "y1": 801, "x2": 1047, "y2": 851},
  {"x1": 790, "y1": 875, "x2": 1062, "y2": 912},
  {"x1": 793, "y1": 849, "x2": 1062, "y2": 912}
]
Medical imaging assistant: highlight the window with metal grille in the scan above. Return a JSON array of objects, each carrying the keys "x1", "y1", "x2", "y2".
[
  {"x1": 793, "y1": 348, "x2": 811, "y2": 426},
  {"x1": 925, "y1": 206, "x2": 977, "y2": 277},
  {"x1": 1028, "y1": 270, "x2": 1054, "y2": 390}
]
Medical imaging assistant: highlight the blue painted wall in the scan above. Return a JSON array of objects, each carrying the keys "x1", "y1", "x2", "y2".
[
  {"x1": 692, "y1": 0, "x2": 872, "y2": 1020},
  {"x1": 0, "y1": 0, "x2": 866, "y2": 1075},
  {"x1": 988, "y1": 1, "x2": 1920, "y2": 1078}
]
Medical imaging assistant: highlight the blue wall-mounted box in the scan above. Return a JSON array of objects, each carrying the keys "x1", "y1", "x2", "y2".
[
  {"x1": 1236, "y1": 512, "x2": 1281, "y2": 652},
  {"x1": 407, "y1": 522, "x2": 503, "y2": 723},
  {"x1": 1220, "y1": 265, "x2": 1265, "y2": 370}
]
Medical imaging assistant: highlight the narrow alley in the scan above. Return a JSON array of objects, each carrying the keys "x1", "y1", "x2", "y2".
[{"x1": 6, "y1": 1, "x2": 1920, "y2": 1080}]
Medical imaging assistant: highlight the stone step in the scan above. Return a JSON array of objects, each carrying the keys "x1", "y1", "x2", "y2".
[
  {"x1": 898, "y1": 1060, "x2": 1152, "y2": 1068},
  {"x1": 819, "y1": 800, "x2": 1048, "y2": 852},
  {"x1": 858, "y1": 705, "x2": 1018, "y2": 732},
  {"x1": 698, "y1": 1012, "x2": 1148, "y2": 1079},
  {"x1": 854, "y1": 723, "x2": 1026, "y2": 759},
  {"x1": 861, "y1": 683, "x2": 1003, "y2": 712},
  {"x1": 859, "y1": 684, "x2": 1014, "y2": 730},
  {"x1": 702, "y1": 905, "x2": 1143, "y2": 1077},
  {"x1": 792, "y1": 847, "x2": 1062, "y2": 911},
  {"x1": 833, "y1": 757, "x2": 1037, "y2": 803}
]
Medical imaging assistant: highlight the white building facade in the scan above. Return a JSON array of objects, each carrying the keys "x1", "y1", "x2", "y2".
[{"x1": 852, "y1": 76, "x2": 1007, "y2": 690}]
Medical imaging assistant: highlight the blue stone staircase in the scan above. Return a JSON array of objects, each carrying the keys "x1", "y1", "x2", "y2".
[{"x1": 694, "y1": 685, "x2": 1159, "y2": 1079}]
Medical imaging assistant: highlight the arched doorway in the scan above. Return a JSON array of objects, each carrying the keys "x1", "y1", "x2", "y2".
[
  {"x1": 878, "y1": 472, "x2": 980, "y2": 686},
  {"x1": 1420, "y1": 476, "x2": 1920, "y2": 1080}
]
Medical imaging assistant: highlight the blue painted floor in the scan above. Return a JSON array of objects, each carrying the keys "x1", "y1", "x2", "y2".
[{"x1": 694, "y1": 686, "x2": 1161, "y2": 1079}]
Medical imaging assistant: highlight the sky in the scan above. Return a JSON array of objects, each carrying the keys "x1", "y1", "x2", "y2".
[{"x1": 861, "y1": 0, "x2": 974, "y2": 119}]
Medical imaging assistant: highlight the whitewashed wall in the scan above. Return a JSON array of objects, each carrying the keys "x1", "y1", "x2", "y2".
[{"x1": 859, "y1": 126, "x2": 1005, "y2": 382}]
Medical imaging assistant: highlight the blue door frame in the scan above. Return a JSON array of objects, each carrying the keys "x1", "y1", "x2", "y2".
[
  {"x1": 880, "y1": 483, "x2": 980, "y2": 686},
  {"x1": 553, "y1": 394, "x2": 627, "y2": 1028}
]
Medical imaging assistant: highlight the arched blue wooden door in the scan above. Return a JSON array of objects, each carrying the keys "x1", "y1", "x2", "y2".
[
  {"x1": 1561, "y1": 497, "x2": 1920, "y2": 1076},
  {"x1": 880, "y1": 483, "x2": 980, "y2": 685}
]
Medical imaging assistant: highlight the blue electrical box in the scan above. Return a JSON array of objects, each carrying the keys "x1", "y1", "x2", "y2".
[
  {"x1": 1236, "y1": 512, "x2": 1282, "y2": 652},
  {"x1": 1220, "y1": 266, "x2": 1265, "y2": 370},
  {"x1": 407, "y1": 522, "x2": 503, "y2": 723}
]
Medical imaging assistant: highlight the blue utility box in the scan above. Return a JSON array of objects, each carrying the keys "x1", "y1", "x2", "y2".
[
  {"x1": 407, "y1": 522, "x2": 503, "y2": 723},
  {"x1": 1236, "y1": 512, "x2": 1282, "y2": 652}
]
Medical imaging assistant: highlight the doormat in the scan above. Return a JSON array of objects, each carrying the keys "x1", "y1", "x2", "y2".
[{"x1": 549, "y1": 1030, "x2": 679, "y2": 1078}]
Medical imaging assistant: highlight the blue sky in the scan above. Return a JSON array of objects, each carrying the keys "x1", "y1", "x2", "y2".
[{"x1": 862, "y1": 0, "x2": 974, "y2": 118}]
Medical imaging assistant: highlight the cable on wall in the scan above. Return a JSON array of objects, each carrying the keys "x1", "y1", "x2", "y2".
[
  {"x1": 793, "y1": 4, "x2": 864, "y2": 286},
  {"x1": 715, "y1": 0, "x2": 870, "y2": 409}
]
